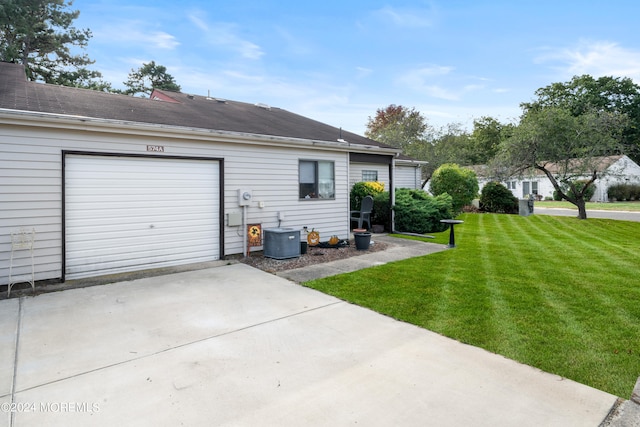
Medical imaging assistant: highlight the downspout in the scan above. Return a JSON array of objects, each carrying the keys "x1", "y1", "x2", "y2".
[
  {"x1": 390, "y1": 156, "x2": 396, "y2": 232},
  {"x1": 346, "y1": 154, "x2": 351, "y2": 237}
]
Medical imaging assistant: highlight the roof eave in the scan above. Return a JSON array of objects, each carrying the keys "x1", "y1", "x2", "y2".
[{"x1": 0, "y1": 108, "x2": 400, "y2": 155}]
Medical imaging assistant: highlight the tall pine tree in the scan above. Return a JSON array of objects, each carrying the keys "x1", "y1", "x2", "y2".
[{"x1": 0, "y1": 0, "x2": 103, "y2": 86}]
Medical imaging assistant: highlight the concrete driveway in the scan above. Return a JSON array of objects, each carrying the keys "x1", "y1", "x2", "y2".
[{"x1": 1, "y1": 263, "x2": 618, "y2": 426}]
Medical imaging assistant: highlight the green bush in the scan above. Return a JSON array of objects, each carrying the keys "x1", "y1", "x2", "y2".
[
  {"x1": 350, "y1": 181, "x2": 385, "y2": 211},
  {"x1": 393, "y1": 189, "x2": 454, "y2": 233},
  {"x1": 429, "y1": 163, "x2": 479, "y2": 213},
  {"x1": 480, "y1": 182, "x2": 518, "y2": 214},
  {"x1": 372, "y1": 191, "x2": 390, "y2": 227},
  {"x1": 608, "y1": 183, "x2": 640, "y2": 201}
]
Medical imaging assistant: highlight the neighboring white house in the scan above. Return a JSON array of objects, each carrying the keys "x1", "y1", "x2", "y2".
[
  {"x1": 469, "y1": 155, "x2": 640, "y2": 202},
  {"x1": 0, "y1": 62, "x2": 420, "y2": 286}
]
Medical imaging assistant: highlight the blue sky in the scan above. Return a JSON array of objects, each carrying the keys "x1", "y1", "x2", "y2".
[{"x1": 72, "y1": 0, "x2": 640, "y2": 135}]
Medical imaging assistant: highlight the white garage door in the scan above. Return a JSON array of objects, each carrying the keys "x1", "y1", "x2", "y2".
[{"x1": 65, "y1": 155, "x2": 220, "y2": 280}]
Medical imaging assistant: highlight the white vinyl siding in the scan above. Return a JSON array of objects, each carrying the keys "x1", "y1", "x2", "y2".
[
  {"x1": 64, "y1": 155, "x2": 220, "y2": 280},
  {"x1": 0, "y1": 128, "x2": 63, "y2": 285},
  {"x1": 0, "y1": 121, "x2": 351, "y2": 284},
  {"x1": 395, "y1": 164, "x2": 422, "y2": 189},
  {"x1": 349, "y1": 163, "x2": 389, "y2": 189}
]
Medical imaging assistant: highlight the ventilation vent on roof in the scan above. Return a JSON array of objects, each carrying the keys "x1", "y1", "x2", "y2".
[{"x1": 255, "y1": 103, "x2": 271, "y2": 110}]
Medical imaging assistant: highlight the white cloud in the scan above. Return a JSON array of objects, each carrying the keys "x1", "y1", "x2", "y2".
[
  {"x1": 536, "y1": 41, "x2": 640, "y2": 81},
  {"x1": 188, "y1": 13, "x2": 209, "y2": 32},
  {"x1": 274, "y1": 26, "x2": 313, "y2": 56},
  {"x1": 150, "y1": 32, "x2": 180, "y2": 49},
  {"x1": 94, "y1": 22, "x2": 179, "y2": 50},
  {"x1": 396, "y1": 66, "x2": 459, "y2": 100},
  {"x1": 186, "y1": 13, "x2": 264, "y2": 60},
  {"x1": 369, "y1": 5, "x2": 437, "y2": 28},
  {"x1": 356, "y1": 66, "x2": 373, "y2": 79}
]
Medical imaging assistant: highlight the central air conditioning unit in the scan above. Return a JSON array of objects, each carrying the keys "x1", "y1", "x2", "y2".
[{"x1": 263, "y1": 228, "x2": 300, "y2": 259}]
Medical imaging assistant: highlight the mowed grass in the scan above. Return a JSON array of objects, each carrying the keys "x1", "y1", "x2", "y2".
[
  {"x1": 538, "y1": 200, "x2": 640, "y2": 211},
  {"x1": 304, "y1": 213, "x2": 640, "y2": 397}
]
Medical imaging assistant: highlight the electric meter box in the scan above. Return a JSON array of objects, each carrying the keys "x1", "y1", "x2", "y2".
[
  {"x1": 238, "y1": 189, "x2": 253, "y2": 206},
  {"x1": 263, "y1": 228, "x2": 300, "y2": 259}
]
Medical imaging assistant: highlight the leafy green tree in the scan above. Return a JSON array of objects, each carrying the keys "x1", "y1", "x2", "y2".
[
  {"x1": 419, "y1": 123, "x2": 470, "y2": 179},
  {"x1": 365, "y1": 104, "x2": 432, "y2": 152},
  {"x1": 124, "y1": 61, "x2": 181, "y2": 96},
  {"x1": 468, "y1": 117, "x2": 514, "y2": 165},
  {"x1": 522, "y1": 75, "x2": 640, "y2": 163},
  {"x1": 0, "y1": 0, "x2": 101, "y2": 85},
  {"x1": 500, "y1": 106, "x2": 626, "y2": 219},
  {"x1": 429, "y1": 163, "x2": 479, "y2": 214}
]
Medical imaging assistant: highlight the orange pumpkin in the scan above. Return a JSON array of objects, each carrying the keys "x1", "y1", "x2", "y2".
[
  {"x1": 329, "y1": 235, "x2": 340, "y2": 245},
  {"x1": 307, "y1": 230, "x2": 320, "y2": 246}
]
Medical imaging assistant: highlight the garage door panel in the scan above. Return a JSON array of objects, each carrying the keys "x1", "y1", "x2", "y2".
[
  {"x1": 66, "y1": 240, "x2": 218, "y2": 267},
  {"x1": 66, "y1": 229, "x2": 218, "y2": 250},
  {"x1": 65, "y1": 155, "x2": 220, "y2": 280},
  {"x1": 66, "y1": 251, "x2": 217, "y2": 278},
  {"x1": 65, "y1": 211, "x2": 218, "y2": 228}
]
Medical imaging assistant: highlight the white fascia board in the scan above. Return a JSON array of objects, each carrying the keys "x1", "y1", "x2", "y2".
[
  {"x1": 0, "y1": 108, "x2": 399, "y2": 155},
  {"x1": 396, "y1": 158, "x2": 428, "y2": 166}
]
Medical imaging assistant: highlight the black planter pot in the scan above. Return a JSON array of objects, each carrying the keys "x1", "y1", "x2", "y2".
[{"x1": 354, "y1": 232, "x2": 371, "y2": 250}]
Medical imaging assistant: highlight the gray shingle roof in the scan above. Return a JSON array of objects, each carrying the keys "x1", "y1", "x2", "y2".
[{"x1": 0, "y1": 62, "x2": 397, "y2": 151}]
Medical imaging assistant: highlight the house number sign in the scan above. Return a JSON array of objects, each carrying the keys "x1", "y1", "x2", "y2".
[{"x1": 147, "y1": 145, "x2": 165, "y2": 152}]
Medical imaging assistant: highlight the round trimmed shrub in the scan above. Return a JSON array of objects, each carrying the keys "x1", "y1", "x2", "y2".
[
  {"x1": 429, "y1": 163, "x2": 479, "y2": 213},
  {"x1": 480, "y1": 182, "x2": 518, "y2": 214}
]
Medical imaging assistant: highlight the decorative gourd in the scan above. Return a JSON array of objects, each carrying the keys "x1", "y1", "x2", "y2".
[
  {"x1": 329, "y1": 235, "x2": 340, "y2": 245},
  {"x1": 307, "y1": 230, "x2": 320, "y2": 246}
]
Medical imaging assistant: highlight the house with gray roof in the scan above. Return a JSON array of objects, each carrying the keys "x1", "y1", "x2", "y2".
[
  {"x1": 465, "y1": 155, "x2": 640, "y2": 202},
  {"x1": 0, "y1": 62, "x2": 424, "y2": 286}
]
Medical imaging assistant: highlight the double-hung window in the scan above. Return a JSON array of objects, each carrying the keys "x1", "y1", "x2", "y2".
[{"x1": 299, "y1": 160, "x2": 335, "y2": 199}]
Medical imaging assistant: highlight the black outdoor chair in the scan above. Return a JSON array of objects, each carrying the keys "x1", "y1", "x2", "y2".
[{"x1": 350, "y1": 195, "x2": 373, "y2": 230}]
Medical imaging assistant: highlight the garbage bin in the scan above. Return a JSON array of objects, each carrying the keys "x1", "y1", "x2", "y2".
[
  {"x1": 354, "y1": 232, "x2": 371, "y2": 250},
  {"x1": 519, "y1": 195, "x2": 535, "y2": 216}
]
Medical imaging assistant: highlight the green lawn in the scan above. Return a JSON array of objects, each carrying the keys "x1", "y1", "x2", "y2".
[
  {"x1": 304, "y1": 213, "x2": 640, "y2": 398},
  {"x1": 538, "y1": 200, "x2": 640, "y2": 211}
]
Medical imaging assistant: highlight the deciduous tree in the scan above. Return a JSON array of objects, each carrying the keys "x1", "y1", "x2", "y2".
[
  {"x1": 365, "y1": 104, "x2": 431, "y2": 152},
  {"x1": 500, "y1": 106, "x2": 626, "y2": 219},
  {"x1": 522, "y1": 75, "x2": 640, "y2": 163}
]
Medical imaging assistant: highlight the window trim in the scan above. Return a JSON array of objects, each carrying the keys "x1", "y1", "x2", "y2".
[
  {"x1": 362, "y1": 170, "x2": 378, "y2": 181},
  {"x1": 299, "y1": 159, "x2": 335, "y2": 200}
]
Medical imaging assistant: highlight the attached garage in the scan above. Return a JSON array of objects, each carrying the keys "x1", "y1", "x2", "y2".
[
  {"x1": 64, "y1": 153, "x2": 222, "y2": 280},
  {"x1": 1, "y1": 61, "x2": 408, "y2": 288}
]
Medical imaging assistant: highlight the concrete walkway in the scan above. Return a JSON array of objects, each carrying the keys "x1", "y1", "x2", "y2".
[
  {"x1": 276, "y1": 234, "x2": 448, "y2": 283},
  {"x1": 0, "y1": 237, "x2": 625, "y2": 426}
]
